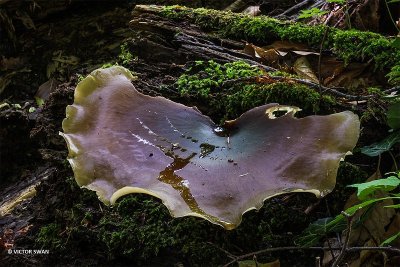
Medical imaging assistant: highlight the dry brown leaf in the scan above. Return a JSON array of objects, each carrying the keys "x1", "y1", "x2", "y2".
[
  {"x1": 35, "y1": 78, "x2": 60, "y2": 101},
  {"x1": 0, "y1": 56, "x2": 24, "y2": 71},
  {"x1": 386, "y1": 256, "x2": 400, "y2": 267},
  {"x1": 344, "y1": 171, "x2": 395, "y2": 246},
  {"x1": 293, "y1": 56, "x2": 319, "y2": 83},
  {"x1": 242, "y1": 43, "x2": 280, "y2": 63},
  {"x1": 353, "y1": 0, "x2": 380, "y2": 32},
  {"x1": 382, "y1": 213, "x2": 400, "y2": 249},
  {"x1": 324, "y1": 62, "x2": 367, "y2": 89},
  {"x1": 242, "y1": 6, "x2": 261, "y2": 16},
  {"x1": 291, "y1": 50, "x2": 319, "y2": 56},
  {"x1": 318, "y1": 57, "x2": 345, "y2": 82},
  {"x1": 343, "y1": 170, "x2": 397, "y2": 267},
  {"x1": 322, "y1": 238, "x2": 341, "y2": 266},
  {"x1": 255, "y1": 48, "x2": 280, "y2": 63},
  {"x1": 243, "y1": 43, "x2": 256, "y2": 58},
  {"x1": 263, "y1": 41, "x2": 310, "y2": 52}
]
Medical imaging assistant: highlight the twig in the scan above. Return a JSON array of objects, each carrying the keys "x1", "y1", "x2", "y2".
[
  {"x1": 222, "y1": 246, "x2": 400, "y2": 267},
  {"x1": 221, "y1": 75, "x2": 400, "y2": 101},
  {"x1": 318, "y1": 12, "x2": 334, "y2": 92},
  {"x1": 388, "y1": 151, "x2": 399, "y2": 171},
  {"x1": 207, "y1": 242, "x2": 237, "y2": 260},
  {"x1": 276, "y1": 0, "x2": 313, "y2": 18},
  {"x1": 331, "y1": 211, "x2": 354, "y2": 267},
  {"x1": 316, "y1": 256, "x2": 321, "y2": 267},
  {"x1": 384, "y1": 0, "x2": 399, "y2": 32}
]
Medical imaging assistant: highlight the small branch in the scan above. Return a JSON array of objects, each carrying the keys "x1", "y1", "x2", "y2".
[
  {"x1": 316, "y1": 256, "x2": 321, "y2": 267},
  {"x1": 388, "y1": 151, "x2": 399, "y2": 170},
  {"x1": 221, "y1": 75, "x2": 400, "y2": 101},
  {"x1": 207, "y1": 242, "x2": 237, "y2": 260},
  {"x1": 276, "y1": 0, "x2": 313, "y2": 18},
  {"x1": 318, "y1": 14, "x2": 334, "y2": 92},
  {"x1": 331, "y1": 211, "x2": 354, "y2": 267},
  {"x1": 222, "y1": 246, "x2": 400, "y2": 267}
]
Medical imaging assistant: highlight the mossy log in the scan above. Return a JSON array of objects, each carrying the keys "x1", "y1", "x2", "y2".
[{"x1": 134, "y1": 5, "x2": 400, "y2": 75}]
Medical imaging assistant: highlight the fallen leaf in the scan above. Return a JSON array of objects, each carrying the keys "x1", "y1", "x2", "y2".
[
  {"x1": 35, "y1": 78, "x2": 60, "y2": 101},
  {"x1": 293, "y1": 56, "x2": 319, "y2": 83},
  {"x1": 243, "y1": 43, "x2": 280, "y2": 64},
  {"x1": 291, "y1": 50, "x2": 320, "y2": 56},
  {"x1": 264, "y1": 41, "x2": 311, "y2": 52},
  {"x1": 381, "y1": 213, "x2": 400, "y2": 248},
  {"x1": 344, "y1": 171, "x2": 396, "y2": 246},
  {"x1": 324, "y1": 62, "x2": 368, "y2": 89},
  {"x1": 322, "y1": 238, "x2": 340, "y2": 266}
]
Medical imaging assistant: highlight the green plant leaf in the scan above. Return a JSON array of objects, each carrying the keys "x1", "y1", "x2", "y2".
[
  {"x1": 387, "y1": 0, "x2": 400, "y2": 3},
  {"x1": 297, "y1": 196, "x2": 400, "y2": 246},
  {"x1": 295, "y1": 217, "x2": 346, "y2": 246},
  {"x1": 392, "y1": 37, "x2": 400, "y2": 49},
  {"x1": 35, "y1": 96, "x2": 45, "y2": 108},
  {"x1": 384, "y1": 204, "x2": 400, "y2": 208},
  {"x1": 360, "y1": 130, "x2": 400, "y2": 156},
  {"x1": 347, "y1": 176, "x2": 400, "y2": 200},
  {"x1": 387, "y1": 102, "x2": 400, "y2": 130},
  {"x1": 298, "y1": 8, "x2": 328, "y2": 19},
  {"x1": 380, "y1": 232, "x2": 400, "y2": 246}
]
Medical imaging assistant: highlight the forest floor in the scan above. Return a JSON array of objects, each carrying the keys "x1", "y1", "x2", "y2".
[{"x1": 0, "y1": 1, "x2": 399, "y2": 266}]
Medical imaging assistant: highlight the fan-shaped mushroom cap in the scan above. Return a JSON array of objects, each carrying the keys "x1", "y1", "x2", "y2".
[{"x1": 61, "y1": 66, "x2": 360, "y2": 229}]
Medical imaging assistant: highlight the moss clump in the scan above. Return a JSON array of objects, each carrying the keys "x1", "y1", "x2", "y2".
[
  {"x1": 160, "y1": 6, "x2": 399, "y2": 72},
  {"x1": 176, "y1": 60, "x2": 335, "y2": 121},
  {"x1": 36, "y1": 223, "x2": 64, "y2": 249},
  {"x1": 332, "y1": 30, "x2": 399, "y2": 69},
  {"x1": 360, "y1": 98, "x2": 388, "y2": 126},
  {"x1": 96, "y1": 193, "x2": 315, "y2": 266},
  {"x1": 98, "y1": 195, "x2": 225, "y2": 265},
  {"x1": 387, "y1": 65, "x2": 400, "y2": 85},
  {"x1": 225, "y1": 82, "x2": 336, "y2": 119},
  {"x1": 177, "y1": 60, "x2": 262, "y2": 98},
  {"x1": 32, "y1": 171, "x2": 320, "y2": 266},
  {"x1": 326, "y1": 162, "x2": 368, "y2": 214},
  {"x1": 118, "y1": 43, "x2": 136, "y2": 65}
]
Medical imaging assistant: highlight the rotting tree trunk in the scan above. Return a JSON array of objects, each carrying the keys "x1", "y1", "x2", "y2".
[
  {"x1": 129, "y1": 5, "x2": 275, "y2": 70},
  {"x1": 132, "y1": 5, "x2": 399, "y2": 74}
]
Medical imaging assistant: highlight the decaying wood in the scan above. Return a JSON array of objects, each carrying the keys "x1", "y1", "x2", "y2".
[{"x1": 130, "y1": 5, "x2": 277, "y2": 71}]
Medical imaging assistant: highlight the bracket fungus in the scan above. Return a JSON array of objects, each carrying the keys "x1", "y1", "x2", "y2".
[{"x1": 61, "y1": 66, "x2": 360, "y2": 229}]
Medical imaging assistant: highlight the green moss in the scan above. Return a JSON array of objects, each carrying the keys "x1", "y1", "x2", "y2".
[
  {"x1": 177, "y1": 60, "x2": 262, "y2": 99},
  {"x1": 225, "y1": 82, "x2": 336, "y2": 119},
  {"x1": 160, "y1": 6, "x2": 400, "y2": 72},
  {"x1": 326, "y1": 162, "x2": 368, "y2": 214},
  {"x1": 76, "y1": 73, "x2": 85, "y2": 82},
  {"x1": 367, "y1": 87, "x2": 384, "y2": 96},
  {"x1": 269, "y1": 70, "x2": 298, "y2": 78},
  {"x1": 32, "y1": 176, "x2": 319, "y2": 266},
  {"x1": 333, "y1": 30, "x2": 399, "y2": 69},
  {"x1": 176, "y1": 60, "x2": 335, "y2": 121},
  {"x1": 98, "y1": 195, "x2": 225, "y2": 265},
  {"x1": 118, "y1": 43, "x2": 136, "y2": 65},
  {"x1": 387, "y1": 65, "x2": 400, "y2": 85},
  {"x1": 35, "y1": 223, "x2": 64, "y2": 249},
  {"x1": 100, "y1": 62, "x2": 117, "y2": 69},
  {"x1": 95, "y1": 193, "x2": 316, "y2": 265},
  {"x1": 360, "y1": 99, "x2": 388, "y2": 126}
]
